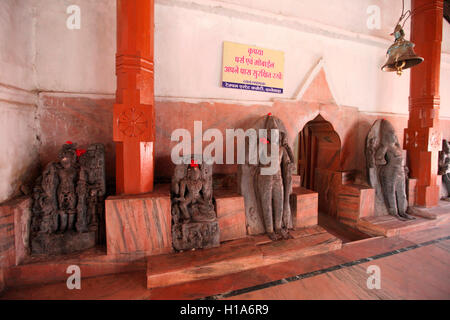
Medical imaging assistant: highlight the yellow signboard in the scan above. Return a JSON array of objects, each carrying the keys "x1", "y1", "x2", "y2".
[{"x1": 222, "y1": 41, "x2": 284, "y2": 94}]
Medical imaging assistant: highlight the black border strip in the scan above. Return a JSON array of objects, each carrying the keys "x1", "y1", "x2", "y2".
[{"x1": 201, "y1": 235, "x2": 450, "y2": 300}]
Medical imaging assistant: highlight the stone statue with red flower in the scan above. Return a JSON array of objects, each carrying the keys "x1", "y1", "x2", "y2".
[
  {"x1": 171, "y1": 156, "x2": 219, "y2": 251},
  {"x1": 30, "y1": 141, "x2": 106, "y2": 255}
]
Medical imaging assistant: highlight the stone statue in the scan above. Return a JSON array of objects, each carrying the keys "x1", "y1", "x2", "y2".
[
  {"x1": 55, "y1": 144, "x2": 78, "y2": 232},
  {"x1": 171, "y1": 156, "x2": 219, "y2": 251},
  {"x1": 77, "y1": 144, "x2": 106, "y2": 239},
  {"x1": 30, "y1": 142, "x2": 106, "y2": 255},
  {"x1": 366, "y1": 119, "x2": 415, "y2": 220},
  {"x1": 256, "y1": 115, "x2": 295, "y2": 240},
  {"x1": 239, "y1": 114, "x2": 295, "y2": 240},
  {"x1": 438, "y1": 139, "x2": 450, "y2": 201}
]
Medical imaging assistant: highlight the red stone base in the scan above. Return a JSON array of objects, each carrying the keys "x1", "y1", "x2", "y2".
[
  {"x1": 291, "y1": 187, "x2": 318, "y2": 228},
  {"x1": 105, "y1": 184, "x2": 172, "y2": 256},
  {"x1": 3, "y1": 246, "x2": 147, "y2": 288},
  {"x1": 337, "y1": 184, "x2": 375, "y2": 226},
  {"x1": 0, "y1": 196, "x2": 31, "y2": 267},
  {"x1": 146, "y1": 225, "x2": 342, "y2": 289},
  {"x1": 356, "y1": 201, "x2": 450, "y2": 237}
]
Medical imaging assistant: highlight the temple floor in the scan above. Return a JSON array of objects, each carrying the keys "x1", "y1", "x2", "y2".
[{"x1": 1, "y1": 220, "x2": 449, "y2": 300}]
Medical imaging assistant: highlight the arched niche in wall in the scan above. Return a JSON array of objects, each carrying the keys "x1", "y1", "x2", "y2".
[
  {"x1": 296, "y1": 113, "x2": 344, "y2": 217},
  {"x1": 297, "y1": 114, "x2": 342, "y2": 190}
]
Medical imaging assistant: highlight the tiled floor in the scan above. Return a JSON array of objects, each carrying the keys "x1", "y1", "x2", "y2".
[
  {"x1": 1, "y1": 224, "x2": 450, "y2": 300},
  {"x1": 226, "y1": 240, "x2": 450, "y2": 300}
]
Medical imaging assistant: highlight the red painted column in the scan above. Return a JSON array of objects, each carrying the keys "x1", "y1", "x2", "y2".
[
  {"x1": 404, "y1": 0, "x2": 443, "y2": 207},
  {"x1": 114, "y1": 0, "x2": 155, "y2": 194}
]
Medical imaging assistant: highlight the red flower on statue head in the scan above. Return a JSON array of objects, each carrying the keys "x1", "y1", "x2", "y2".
[
  {"x1": 66, "y1": 141, "x2": 73, "y2": 145},
  {"x1": 190, "y1": 159, "x2": 199, "y2": 168},
  {"x1": 268, "y1": 112, "x2": 272, "y2": 116},
  {"x1": 76, "y1": 149, "x2": 86, "y2": 157}
]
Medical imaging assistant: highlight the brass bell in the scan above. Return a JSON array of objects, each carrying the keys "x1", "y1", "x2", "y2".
[{"x1": 381, "y1": 25, "x2": 423, "y2": 76}]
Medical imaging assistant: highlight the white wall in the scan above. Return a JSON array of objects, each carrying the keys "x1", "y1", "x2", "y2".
[
  {"x1": 34, "y1": 0, "x2": 115, "y2": 93},
  {"x1": 0, "y1": 0, "x2": 449, "y2": 202},
  {"x1": 31, "y1": 0, "x2": 449, "y2": 115},
  {"x1": 0, "y1": 1, "x2": 39, "y2": 203},
  {"x1": 0, "y1": 0, "x2": 36, "y2": 90}
]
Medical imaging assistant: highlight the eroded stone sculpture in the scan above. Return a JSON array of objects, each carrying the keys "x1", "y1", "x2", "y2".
[
  {"x1": 257, "y1": 115, "x2": 295, "y2": 240},
  {"x1": 239, "y1": 114, "x2": 295, "y2": 240},
  {"x1": 30, "y1": 142, "x2": 106, "y2": 255},
  {"x1": 366, "y1": 119, "x2": 414, "y2": 220},
  {"x1": 439, "y1": 139, "x2": 450, "y2": 201},
  {"x1": 171, "y1": 156, "x2": 219, "y2": 251}
]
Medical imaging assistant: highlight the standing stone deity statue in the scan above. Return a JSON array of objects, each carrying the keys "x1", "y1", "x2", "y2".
[
  {"x1": 76, "y1": 144, "x2": 106, "y2": 237},
  {"x1": 249, "y1": 114, "x2": 294, "y2": 241},
  {"x1": 55, "y1": 144, "x2": 78, "y2": 232},
  {"x1": 171, "y1": 156, "x2": 219, "y2": 251},
  {"x1": 30, "y1": 142, "x2": 106, "y2": 255},
  {"x1": 438, "y1": 139, "x2": 450, "y2": 201},
  {"x1": 366, "y1": 119, "x2": 415, "y2": 220}
]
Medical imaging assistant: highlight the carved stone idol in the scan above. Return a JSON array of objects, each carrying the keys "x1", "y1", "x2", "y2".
[
  {"x1": 30, "y1": 142, "x2": 106, "y2": 255},
  {"x1": 239, "y1": 114, "x2": 295, "y2": 241},
  {"x1": 366, "y1": 119, "x2": 414, "y2": 220},
  {"x1": 439, "y1": 139, "x2": 450, "y2": 201},
  {"x1": 171, "y1": 156, "x2": 219, "y2": 251}
]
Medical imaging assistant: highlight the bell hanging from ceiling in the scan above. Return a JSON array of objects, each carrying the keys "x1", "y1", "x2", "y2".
[{"x1": 381, "y1": 24, "x2": 423, "y2": 76}]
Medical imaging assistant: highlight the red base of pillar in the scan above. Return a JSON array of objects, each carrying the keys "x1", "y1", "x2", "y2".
[
  {"x1": 417, "y1": 185, "x2": 440, "y2": 208},
  {"x1": 115, "y1": 141, "x2": 154, "y2": 195}
]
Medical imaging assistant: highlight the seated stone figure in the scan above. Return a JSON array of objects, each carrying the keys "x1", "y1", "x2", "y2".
[
  {"x1": 366, "y1": 119, "x2": 415, "y2": 220},
  {"x1": 439, "y1": 139, "x2": 450, "y2": 201},
  {"x1": 174, "y1": 165, "x2": 216, "y2": 222},
  {"x1": 171, "y1": 157, "x2": 219, "y2": 251}
]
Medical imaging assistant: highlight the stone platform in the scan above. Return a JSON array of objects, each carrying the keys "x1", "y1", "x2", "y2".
[
  {"x1": 356, "y1": 201, "x2": 450, "y2": 237},
  {"x1": 214, "y1": 189, "x2": 247, "y2": 242},
  {"x1": 31, "y1": 231, "x2": 96, "y2": 255},
  {"x1": 3, "y1": 246, "x2": 147, "y2": 288},
  {"x1": 291, "y1": 187, "x2": 319, "y2": 228},
  {"x1": 146, "y1": 225, "x2": 342, "y2": 289},
  {"x1": 105, "y1": 184, "x2": 173, "y2": 256}
]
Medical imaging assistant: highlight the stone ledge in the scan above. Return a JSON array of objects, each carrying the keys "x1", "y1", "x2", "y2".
[
  {"x1": 147, "y1": 225, "x2": 341, "y2": 289},
  {"x1": 357, "y1": 201, "x2": 450, "y2": 237}
]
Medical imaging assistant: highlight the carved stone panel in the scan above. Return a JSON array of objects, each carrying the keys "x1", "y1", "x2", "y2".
[
  {"x1": 238, "y1": 114, "x2": 295, "y2": 240},
  {"x1": 30, "y1": 142, "x2": 106, "y2": 255},
  {"x1": 171, "y1": 155, "x2": 220, "y2": 251}
]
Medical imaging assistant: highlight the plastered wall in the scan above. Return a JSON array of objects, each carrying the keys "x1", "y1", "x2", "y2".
[{"x1": 0, "y1": 0, "x2": 449, "y2": 202}]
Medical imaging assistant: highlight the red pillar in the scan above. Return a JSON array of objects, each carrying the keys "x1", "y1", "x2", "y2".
[
  {"x1": 114, "y1": 0, "x2": 155, "y2": 194},
  {"x1": 404, "y1": 0, "x2": 443, "y2": 207}
]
